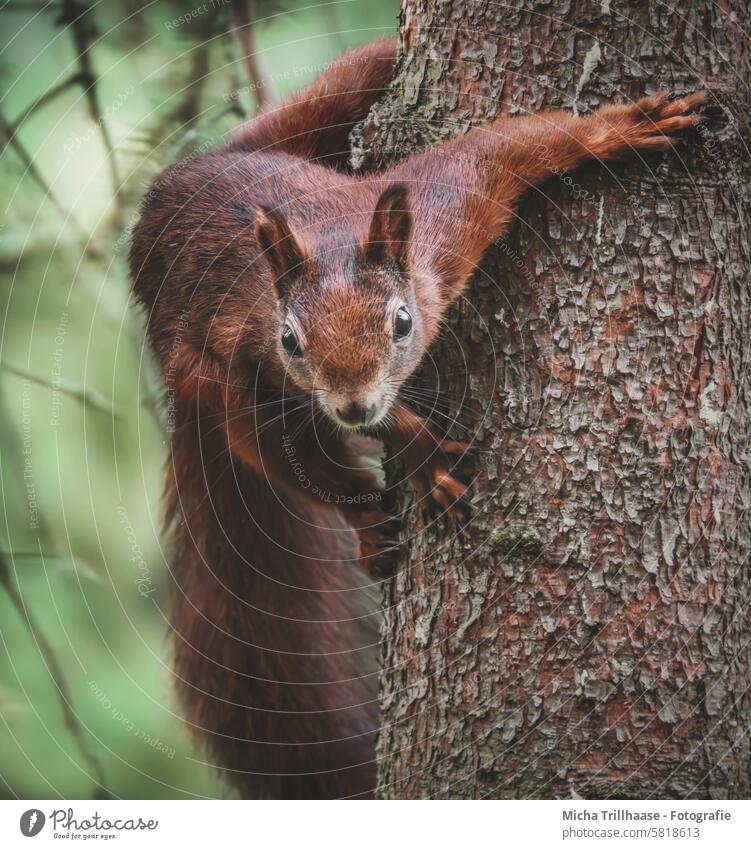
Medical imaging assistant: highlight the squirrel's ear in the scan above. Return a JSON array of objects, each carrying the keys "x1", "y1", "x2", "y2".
[
  {"x1": 254, "y1": 206, "x2": 307, "y2": 298},
  {"x1": 364, "y1": 183, "x2": 412, "y2": 269}
]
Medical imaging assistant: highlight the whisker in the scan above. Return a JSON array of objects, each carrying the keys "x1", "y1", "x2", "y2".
[
  {"x1": 196, "y1": 374, "x2": 296, "y2": 394},
  {"x1": 397, "y1": 383, "x2": 475, "y2": 404},
  {"x1": 254, "y1": 406, "x2": 309, "y2": 440},
  {"x1": 289, "y1": 409, "x2": 315, "y2": 444},
  {"x1": 169, "y1": 394, "x2": 309, "y2": 437},
  {"x1": 396, "y1": 391, "x2": 479, "y2": 429},
  {"x1": 197, "y1": 404, "x2": 307, "y2": 443}
]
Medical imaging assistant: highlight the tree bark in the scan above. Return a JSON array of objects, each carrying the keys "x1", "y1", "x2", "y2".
[{"x1": 353, "y1": 0, "x2": 751, "y2": 799}]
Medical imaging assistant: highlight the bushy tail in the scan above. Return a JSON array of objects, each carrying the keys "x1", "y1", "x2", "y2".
[{"x1": 225, "y1": 37, "x2": 396, "y2": 167}]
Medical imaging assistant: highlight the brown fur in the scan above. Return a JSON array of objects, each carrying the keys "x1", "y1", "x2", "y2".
[{"x1": 129, "y1": 36, "x2": 704, "y2": 797}]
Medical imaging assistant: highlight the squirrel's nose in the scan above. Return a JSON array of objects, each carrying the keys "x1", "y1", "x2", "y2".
[{"x1": 336, "y1": 401, "x2": 375, "y2": 426}]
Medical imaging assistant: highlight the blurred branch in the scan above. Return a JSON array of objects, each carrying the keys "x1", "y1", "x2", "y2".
[
  {"x1": 166, "y1": 43, "x2": 211, "y2": 135},
  {"x1": 0, "y1": 551, "x2": 111, "y2": 798},
  {"x1": 230, "y1": 0, "x2": 274, "y2": 111},
  {"x1": 0, "y1": 552, "x2": 102, "y2": 584},
  {"x1": 0, "y1": 109, "x2": 99, "y2": 254},
  {"x1": 220, "y1": 16, "x2": 249, "y2": 119},
  {"x1": 58, "y1": 0, "x2": 124, "y2": 229},
  {"x1": 3, "y1": 73, "x2": 84, "y2": 144},
  {"x1": 1, "y1": 362, "x2": 123, "y2": 418}
]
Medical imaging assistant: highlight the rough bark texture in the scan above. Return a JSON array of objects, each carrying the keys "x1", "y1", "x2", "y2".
[{"x1": 353, "y1": 0, "x2": 751, "y2": 799}]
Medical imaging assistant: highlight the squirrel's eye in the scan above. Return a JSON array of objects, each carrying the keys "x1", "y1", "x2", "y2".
[
  {"x1": 394, "y1": 306, "x2": 413, "y2": 341},
  {"x1": 281, "y1": 324, "x2": 302, "y2": 357}
]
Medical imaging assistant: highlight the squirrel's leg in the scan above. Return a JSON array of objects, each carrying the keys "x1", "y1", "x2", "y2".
[
  {"x1": 380, "y1": 403, "x2": 475, "y2": 523},
  {"x1": 223, "y1": 409, "x2": 381, "y2": 499},
  {"x1": 176, "y1": 356, "x2": 382, "y2": 504},
  {"x1": 392, "y1": 92, "x2": 706, "y2": 298},
  {"x1": 226, "y1": 37, "x2": 397, "y2": 165},
  {"x1": 220, "y1": 396, "x2": 399, "y2": 575},
  {"x1": 195, "y1": 360, "x2": 467, "y2": 567},
  {"x1": 482, "y1": 91, "x2": 707, "y2": 182},
  {"x1": 204, "y1": 375, "x2": 465, "y2": 570}
]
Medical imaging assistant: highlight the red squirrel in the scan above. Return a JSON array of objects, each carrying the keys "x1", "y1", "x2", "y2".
[{"x1": 129, "y1": 35, "x2": 704, "y2": 798}]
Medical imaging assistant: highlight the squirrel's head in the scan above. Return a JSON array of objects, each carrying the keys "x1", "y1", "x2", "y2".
[{"x1": 256, "y1": 183, "x2": 422, "y2": 429}]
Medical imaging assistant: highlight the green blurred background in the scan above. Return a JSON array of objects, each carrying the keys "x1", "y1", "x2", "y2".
[{"x1": 0, "y1": 0, "x2": 396, "y2": 799}]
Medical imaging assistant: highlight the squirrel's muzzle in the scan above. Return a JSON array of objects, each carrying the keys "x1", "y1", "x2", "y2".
[
  {"x1": 318, "y1": 386, "x2": 387, "y2": 429},
  {"x1": 335, "y1": 400, "x2": 377, "y2": 427}
]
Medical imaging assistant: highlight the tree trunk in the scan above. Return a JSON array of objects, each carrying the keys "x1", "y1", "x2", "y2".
[{"x1": 352, "y1": 0, "x2": 751, "y2": 799}]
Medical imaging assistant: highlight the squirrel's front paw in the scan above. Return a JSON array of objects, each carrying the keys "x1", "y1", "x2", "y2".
[
  {"x1": 410, "y1": 439, "x2": 475, "y2": 524},
  {"x1": 598, "y1": 90, "x2": 706, "y2": 153},
  {"x1": 634, "y1": 91, "x2": 706, "y2": 148}
]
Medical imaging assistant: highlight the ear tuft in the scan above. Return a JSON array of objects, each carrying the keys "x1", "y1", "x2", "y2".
[
  {"x1": 364, "y1": 183, "x2": 412, "y2": 268},
  {"x1": 254, "y1": 206, "x2": 307, "y2": 297}
]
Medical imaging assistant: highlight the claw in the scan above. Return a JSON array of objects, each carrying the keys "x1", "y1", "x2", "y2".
[
  {"x1": 439, "y1": 439, "x2": 474, "y2": 457},
  {"x1": 629, "y1": 90, "x2": 707, "y2": 152},
  {"x1": 413, "y1": 462, "x2": 475, "y2": 522},
  {"x1": 598, "y1": 90, "x2": 707, "y2": 159},
  {"x1": 657, "y1": 91, "x2": 707, "y2": 118},
  {"x1": 397, "y1": 434, "x2": 481, "y2": 523}
]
